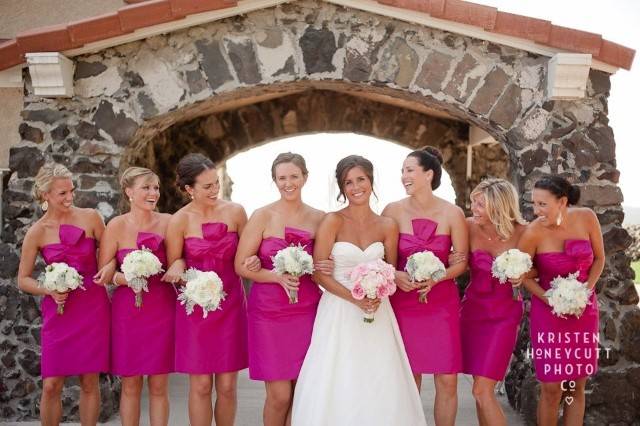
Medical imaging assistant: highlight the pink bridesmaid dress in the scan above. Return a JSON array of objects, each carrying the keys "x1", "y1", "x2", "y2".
[
  {"x1": 39, "y1": 224, "x2": 110, "y2": 377},
  {"x1": 248, "y1": 227, "x2": 321, "y2": 381},
  {"x1": 460, "y1": 251, "x2": 523, "y2": 380},
  {"x1": 530, "y1": 239, "x2": 598, "y2": 382},
  {"x1": 174, "y1": 223, "x2": 248, "y2": 374},
  {"x1": 391, "y1": 218, "x2": 462, "y2": 374},
  {"x1": 112, "y1": 232, "x2": 175, "y2": 376}
]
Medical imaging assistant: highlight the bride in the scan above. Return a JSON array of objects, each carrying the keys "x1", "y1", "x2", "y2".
[{"x1": 292, "y1": 155, "x2": 427, "y2": 425}]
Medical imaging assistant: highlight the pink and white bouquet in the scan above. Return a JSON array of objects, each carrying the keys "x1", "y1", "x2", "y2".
[
  {"x1": 491, "y1": 249, "x2": 533, "y2": 300},
  {"x1": 178, "y1": 268, "x2": 226, "y2": 318},
  {"x1": 271, "y1": 244, "x2": 314, "y2": 304},
  {"x1": 544, "y1": 272, "x2": 592, "y2": 318},
  {"x1": 350, "y1": 259, "x2": 397, "y2": 323},
  {"x1": 405, "y1": 251, "x2": 446, "y2": 303},
  {"x1": 39, "y1": 262, "x2": 85, "y2": 315},
  {"x1": 121, "y1": 247, "x2": 164, "y2": 308}
]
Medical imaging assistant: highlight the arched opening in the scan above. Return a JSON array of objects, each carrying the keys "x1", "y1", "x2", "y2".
[
  {"x1": 121, "y1": 86, "x2": 510, "y2": 214},
  {"x1": 225, "y1": 132, "x2": 457, "y2": 215}
]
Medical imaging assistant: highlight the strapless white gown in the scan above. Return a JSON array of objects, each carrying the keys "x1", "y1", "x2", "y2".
[{"x1": 291, "y1": 241, "x2": 427, "y2": 426}]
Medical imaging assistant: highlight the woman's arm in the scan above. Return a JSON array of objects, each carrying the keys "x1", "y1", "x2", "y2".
[
  {"x1": 441, "y1": 208, "x2": 469, "y2": 281},
  {"x1": 234, "y1": 209, "x2": 288, "y2": 285},
  {"x1": 235, "y1": 204, "x2": 249, "y2": 236},
  {"x1": 17, "y1": 227, "x2": 49, "y2": 296},
  {"x1": 311, "y1": 214, "x2": 354, "y2": 301},
  {"x1": 382, "y1": 218, "x2": 399, "y2": 268},
  {"x1": 96, "y1": 217, "x2": 120, "y2": 286},
  {"x1": 584, "y1": 210, "x2": 605, "y2": 290},
  {"x1": 517, "y1": 224, "x2": 548, "y2": 304},
  {"x1": 162, "y1": 213, "x2": 187, "y2": 283},
  {"x1": 17, "y1": 226, "x2": 68, "y2": 305}
]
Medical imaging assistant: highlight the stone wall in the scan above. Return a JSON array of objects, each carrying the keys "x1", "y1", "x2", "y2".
[
  {"x1": 123, "y1": 89, "x2": 498, "y2": 213},
  {"x1": 625, "y1": 225, "x2": 640, "y2": 263},
  {"x1": 0, "y1": 87, "x2": 22, "y2": 168},
  {"x1": 1, "y1": 0, "x2": 638, "y2": 422}
]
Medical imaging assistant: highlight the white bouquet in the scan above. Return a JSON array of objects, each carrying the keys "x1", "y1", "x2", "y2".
[
  {"x1": 405, "y1": 251, "x2": 446, "y2": 303},
  {"x1": 271, "y1": 244, "x2": 314, "y2": 304},
  {"x1": 350, "y1": 259, "x2": 397, "y2": 323},
  {"x1": 178, "y1": 268, "x2": 226, "y2": 318},
  {"x1": 491, "y1": 249, "x2": 533, "y2": 300},
  {"x1": 39, "y1": 262, "x2": 85, "y2": 315},
  {"x1": 544, "y1": 272, "x2": 592, "y2": 318},
  {"x1": 121, "y1": 247, "x2": 164, "y2": 308}
]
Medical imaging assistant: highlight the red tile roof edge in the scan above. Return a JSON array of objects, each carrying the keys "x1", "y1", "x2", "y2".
[
  {"x1": 379, "y1": 0, "x2": 634, "y2": 70},
  {"x1": 0, "y1": 0, "x2": 634, "y2": 73}
]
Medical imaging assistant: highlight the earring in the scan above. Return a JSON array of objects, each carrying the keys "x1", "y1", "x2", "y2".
[
  {"x1": 556, "y1": 212, "x2": 563, "y2": 226},
  {"x1": 41, "y1": 201, "x2": 48, "y2": 212},
  {"x1": 129, "y1": 198, "x2": 133, "y2": 202},
  {"x1": 189, "y1": 194, "x2": 194, "y2": 200}
]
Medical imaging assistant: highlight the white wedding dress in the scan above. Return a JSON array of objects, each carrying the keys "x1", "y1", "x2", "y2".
[{"x1": 292, "y1": 241, "x2": 427, "y2": 426}]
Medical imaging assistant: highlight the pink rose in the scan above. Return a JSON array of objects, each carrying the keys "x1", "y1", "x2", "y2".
[
  {"x1": 377, "y1": 285, "x2": 389, "y2": 298},
  {"x1": 386, "y1": 283, "x2": 397, "y2": 296},
  {"x1": 351, "y1": 285, "x2": 365, "y2": 300}
]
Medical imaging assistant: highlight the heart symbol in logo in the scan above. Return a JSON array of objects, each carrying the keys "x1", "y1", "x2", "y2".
[{"x1": 565, "y1": 396, "x2": 574, "y2": 405}]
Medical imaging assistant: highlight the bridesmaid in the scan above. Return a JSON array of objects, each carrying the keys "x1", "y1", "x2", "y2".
[
  {"x1": 518, "y1": 176, "x2": 604, "y2": 426},
  {"x1": 98, "y1": 167, "x2": 175, "y2": 426},
  {"x1": 382, "y1": 147, "x2": 468, "y2": 426},
  {"x1": 235, "y1": 152, "x2": 329, "y2": 426},
  {"x1": 17, "y1": 163, "x2": 110, "y2": 425},
  {"x1": 459, "y1": 179, "x2": 527, "y2": 426},
  {"x1": 163, "y1": 153, "x2": 249, "y2": 426}
]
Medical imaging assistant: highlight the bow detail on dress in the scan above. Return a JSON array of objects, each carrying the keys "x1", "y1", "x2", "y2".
[
  {"x1": 135, "y1": 232, "x2": 167, "y2": 265},
  {"x1": 137, "y1": 232, "x2": 163, "y2": 252},
  {"x1": 44, "y1": 224, "x2": 87, "y2": 260},
  {"x1": 185, "y1": 223, "x2": 237, "y2": 270},
  {"x1": 401, "y1": 219, "x2": 438, "y2": 254},
  {"x1": 470, "y1": 250, "x2": 496, "y2": 294},
  {"x1": 564, "y1": 240, "x2": 594, "y2": 280},
  {"x1": 284, "y1": 227, "x2": 312, "y2": 253}
]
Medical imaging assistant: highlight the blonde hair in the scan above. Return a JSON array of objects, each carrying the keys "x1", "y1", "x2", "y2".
[
  {"x1": 32, "y1": 163, "x2": 73, "y2": 203},
  {"x1": 119, "y1": 166, "x2": 158, "y2": 191},
  {"x1": 470, "y1": 178, "x2": 527, "y2": 240},
  {"x1": 119, "y1": 167, "x2": 159, "y2": 211}
]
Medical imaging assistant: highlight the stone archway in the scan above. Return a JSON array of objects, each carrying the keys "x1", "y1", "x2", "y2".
[
  {"x1": 120, "y1": 86, "x2": 507, "y2": 213},
  {"x1": 2, "y1": 0, "x2": 638, "y2": 423}
]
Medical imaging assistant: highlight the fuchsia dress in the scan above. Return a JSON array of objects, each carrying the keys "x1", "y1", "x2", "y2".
[
  {"x1": 112, "y1": 232, "x2": 175, "y2": 376},
  {"x1": 39, "y1": 224, "x2": 110, "y2": 377},
  {"x1": 460, "y1": 251, "x2": 523, "y2": 380},
  {"x1": 391, "y1": 218, "x2": 462, "y2": 374},
  {"x1": 174, "y1": 223, "x2": 248, "y2": 374},
  {"x1": 531, "y1": 239, "x2": 598, "y2": 382},
  {"x1": 248, "y1": 227, "x2": 322, "y2": 381}
]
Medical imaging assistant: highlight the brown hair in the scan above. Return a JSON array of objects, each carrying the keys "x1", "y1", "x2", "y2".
[
  {"x1": 534, "y1": 175, "x2": 580, "y2": 205},
  {"x1": 407, "y1": 146, "x2": 443, "y2": 190},
  {"x1": 176, "y1": 153, "x2": 216, "y2": 191},
  {"x1": 271, "y1": 152, "x2": 309, "y2": 180},
  {"x1": 335, "y1": 155, "x2": 374, "y2": 202},
  {"x1": 32, "y1": 163, "x2": 73, "y2": 203}
]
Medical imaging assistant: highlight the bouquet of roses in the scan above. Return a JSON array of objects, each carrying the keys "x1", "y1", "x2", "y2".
[
  {"x1": 491, "y1": 249, "x2": 533, "y2": 300},
  {"x1": 178, "y1": 268, "x2": 226, "y2": 318},
  {"x1": 544, "y1": 272, "x2": 592, "y2": 318},
  {"x1": 121, "y1": 247, "x2": 164, "y2": 308},
  {"x1": 271, "y1": 244, "x2": 314, "y2": 304},
  {"x1": 39, "y1": 262, "x2": 84, "y2": 315},
  {"x1": 350, "y1": 259, "x2": 396, "y2": 323},
  {"x1": 405, "y1": 251, "x2": 446, "y2": 303}
]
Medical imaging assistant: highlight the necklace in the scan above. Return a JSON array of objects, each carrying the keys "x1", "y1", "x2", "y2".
[{"x1": 478, "y1": 224, "x2": 507, "y2": 242}]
